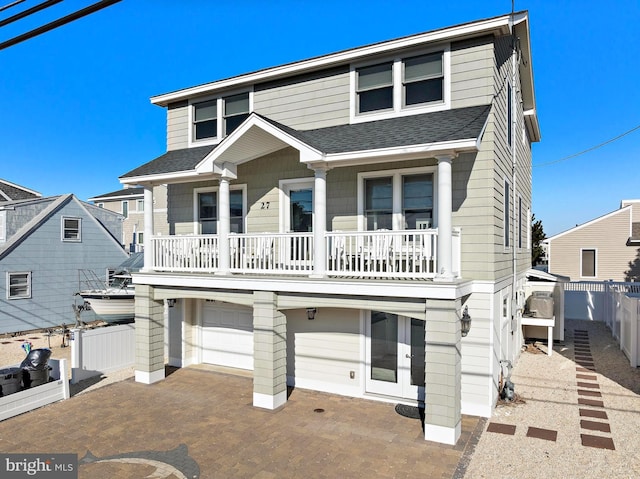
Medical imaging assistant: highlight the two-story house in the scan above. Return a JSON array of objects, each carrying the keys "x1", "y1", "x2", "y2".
[
  {"x1": 89, "y1": 185, "x2": 170, "y2": 252},
  {"x1": 120, "y1": 11, "x2": 540, "y2": 445}
]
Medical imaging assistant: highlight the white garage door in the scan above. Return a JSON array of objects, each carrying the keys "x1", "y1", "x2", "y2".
[{"x1": 202, "y1": 303, "x2": 253, "y2": 370}]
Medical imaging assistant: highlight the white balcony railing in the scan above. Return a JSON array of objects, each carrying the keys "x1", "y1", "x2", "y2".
[{"x1": 150, "y1": 229, "x2": 460, "y2": 280}]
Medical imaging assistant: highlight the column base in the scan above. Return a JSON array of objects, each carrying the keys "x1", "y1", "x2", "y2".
[
  {"x1": 424, "y1": 421, "x2": 461, "y2": 445},
  {"x1": 135, "y1": 368, "x2": 165, "y2": 384},
  {"x1": 253, "y1": 391, "x2": 287, "y2": 410}
]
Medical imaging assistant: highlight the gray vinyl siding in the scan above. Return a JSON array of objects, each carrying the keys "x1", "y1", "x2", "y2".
[
  {"x1": 167, "y1": 101, "x2": 189, "y2": 151},
  {"x1": 286, "y1": 308, "x2": 361, "y2": 392},
  {"x1": 0, "y1": 200, "x2": 128, "y2": 334},
  {"x1": 450, "y1": 36, "x2": 494, "y2": 108},
  {"x1": 548, "y1": 209, "x2": 634, "y2": 281},
  {"x1": 254, "y1": 67, "x2": 350, "y2": 130}
]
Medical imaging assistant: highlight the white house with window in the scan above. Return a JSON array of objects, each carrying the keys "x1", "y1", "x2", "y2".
[
  {"x1": 120, "y1": 11, "x2": 540, "y2": 446},
  {"x1": 0, "y1": 194, "x2": 128, "y2": 334}
]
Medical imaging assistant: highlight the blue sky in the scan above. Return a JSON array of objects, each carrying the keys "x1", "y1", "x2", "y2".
[{"x1": 1, "y1": 0, "x2": 639, "y2": 237}]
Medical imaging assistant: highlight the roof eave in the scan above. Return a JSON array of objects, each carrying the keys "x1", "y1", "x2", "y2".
[{"x1": 151, "y1": 13, "x2": 519, "y2": 107}]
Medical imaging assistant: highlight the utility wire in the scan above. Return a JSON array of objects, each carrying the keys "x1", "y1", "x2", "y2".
[{"x1": 533, "y1": 123, "x2": 640, "y2": 168}]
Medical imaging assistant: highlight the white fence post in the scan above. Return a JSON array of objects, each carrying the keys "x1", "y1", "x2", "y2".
[{"x1": 70, "y1": 328, "x2": 82, "y2": 384}]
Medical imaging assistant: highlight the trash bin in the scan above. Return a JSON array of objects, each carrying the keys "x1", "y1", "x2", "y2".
[
  {"x1": 0, "y1": 367, "x2": 23, "y2": 396},
  {"x1": 20, "y1": 348, "x2": 52, "y2": 389}
]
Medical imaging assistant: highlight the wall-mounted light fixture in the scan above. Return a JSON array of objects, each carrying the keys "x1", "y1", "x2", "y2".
[
  {"x1": 306, "y1": 307, "x2": 317, "y2": 320},
  {"x1": 167, "y1": 299, "x2": 177, "y2": 308},
  {"x1": 461, "y1": 306, "x2": 472, "y2": 337}
]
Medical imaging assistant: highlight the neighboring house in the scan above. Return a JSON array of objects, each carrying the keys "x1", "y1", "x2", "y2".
[
  {"x1": 0, "y1": 194, "x2": 129, "y2": 334},
  {"x1": 89, "y1": 185, "x2": 169, "y2": 252},
  {"x1": 0, "y1": 179, "x2": 41, "y2": 203},
  {"x1": 544, "y1": 200, "x2": 640, "y2": 282},
  {"x1": 120, "y1": 11, "x2": 540, "y2": 445}
]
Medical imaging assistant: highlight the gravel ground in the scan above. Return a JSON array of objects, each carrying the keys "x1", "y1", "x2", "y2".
[
  {"x1": 464, "y1": 318, "x2": 640, "y2": 479},
  {"x1": 0, "y1": 326, "x2": 134, "y2": 396}
]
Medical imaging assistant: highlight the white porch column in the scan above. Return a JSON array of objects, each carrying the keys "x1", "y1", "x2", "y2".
[
  {"x1": 435, "y1": 154, "x2": 454, "y2": 281},
  {"x1": 217, "y1": 176, "x2": 231, "y2": 274},
  {"x1": 311, "y1": 167, "x2": 327, "y2": 277},
  {"x1": 142, "y1": 185, "x2": 154, "y2": 272}
]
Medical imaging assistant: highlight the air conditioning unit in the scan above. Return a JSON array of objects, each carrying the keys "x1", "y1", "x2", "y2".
[{"x1": 525, "y1": 291, "x2": 554, "y2": 319}]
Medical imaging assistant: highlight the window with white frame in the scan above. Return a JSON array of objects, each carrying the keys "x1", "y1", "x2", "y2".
[
  {"x1": 581, "y1": 249, "x2": 597, "y2": 278},
  {"x1": 195, "y1": 187, "x2": 246, "y2": 234},
  {"x1": 504, "y1": 178, "x2": 510, "y2": 248},
  {"x1": 507, "y1": 82, "x2": 513, "y2": 148},
  {"x1": 360, "y1": 168, "x2": 434, "y2": 231},
  {"x1": 354, "y1": 49, "x2": 446, "y2": 118},
  {"x1": 7, "y1": 272, "x2": 31, "y2": 299},
  {"x1": 122, "y1": 201, "x2": 129, "y2": 219},
  {"x1": 136, "y1": 199, "x2": 144, "y2": 211},
  {"x1": 518, "y1": 196, "x2": 522, "y2": 249},
  {"x1": 62, "y1": 217, "x2": 81, "y2": 242},
  {"x1": 192, "y1": 91, "x2": 251, "y2": 142}
]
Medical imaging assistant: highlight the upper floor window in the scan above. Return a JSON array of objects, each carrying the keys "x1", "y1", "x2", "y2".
[
  {"x1": 62, "y1": 217, "x2": 81, "y2": 242},
  {"x1": 7, "y1": 272, "x2": 31, "y2": 299},
  {"x1": 507, "y1": 82, "x2": 513, "y2": 148},
  {"x1": 361, "y1": 168, "x2": 434, "y2": 231},
  {"x1": 122, "y1": 201, "x2": 129, "y2": 219},
  {"x1": 192, "y1": 91, "x2": 251, "y2": 143},
  {"x1": 353, "y1": 48, "x2": 447, "y2": 120},
  {"x1": 503, "y1": 178, "x2": 510, "y2": 248},
  {"x1": 136, "y1": 199, "x2": 144, "y2": 212}
]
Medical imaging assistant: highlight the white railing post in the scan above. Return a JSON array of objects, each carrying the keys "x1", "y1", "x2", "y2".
[{"x1": 70, "y1": 328, "x2": 82, "y2": 385}]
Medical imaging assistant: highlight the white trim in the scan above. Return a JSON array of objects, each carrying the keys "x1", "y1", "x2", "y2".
[
  {"x1": 88, "y1": 193, "x2": 143, "y2": 202},
  {"x1": 580, "y1": 247, "x2": 598, "y2": 279},
  {"x1": 357, "y1": 165, "x2": 437, "y2": 231},
  {"x1": 187, "y1": 88, "x2": 254, "y2": 148},
  {"x1": 193, "y1": 184, "x2": 247, "y2": 235},
  {"x1": 134, "y1": 369, "x2": 165, "y2": 384},
  {"x1": 6, "y1": 271, "x2": 31, "y2": 299},
  {"x1": 253, "y1": 391, "x2": 287, "y2": 410},
  {"x1": 151, "y1": 14, "x2": 521, "y2": 106},
  {"x1": 279, "y1": 178, "x2": 314, "y2": 233},
  {"x1": 349, "y1": 45, "x2": 451, "y2": 123},
  {"x1": 424, "y1": 421, "x2": 461, "y2": 445},
  {"x1": 546, "y1": 205, "x2": 632, "y2": 242},
  {"x1": 61, "y1": 216, "x2": 82, "y2": 242},
  {"x1": 0, "y1": 179, "x2": 41, "y2": 197},
  {"x1": 462, "y1": 397, "x2": 493, "y2": 418}
]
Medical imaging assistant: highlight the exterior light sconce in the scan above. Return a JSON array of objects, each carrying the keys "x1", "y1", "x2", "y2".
[
  {"x1": 461, "y1": 306, "x2": 471, "y2": 337},
  {"x1": 167, "y1": 299, "x2": 177, "y2": 308},
  {"x1": 306, "y1": 308, "x2": 317, "y2": 320}
]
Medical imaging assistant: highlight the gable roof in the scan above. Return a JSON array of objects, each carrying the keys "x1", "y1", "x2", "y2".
[
  {"x1": 544, "y1": 204, "x2": 632, "y2": 243},
  {"x1": 0, "y1": 194, "x2": 125, "y2": 260},
  {"x1": 121, "y1": 105, "x2": 490, "y2": 183},
  {"x1": 0, "y1": 179, "x2": 41, "y2": 202}
]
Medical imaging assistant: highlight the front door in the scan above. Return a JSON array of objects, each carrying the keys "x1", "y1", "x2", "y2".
[{"x1": 365, "y1": 311, "x2": 425, "y2": 401}]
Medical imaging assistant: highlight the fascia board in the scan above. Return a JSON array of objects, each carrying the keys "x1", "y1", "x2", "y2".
[
  {"x1": 195, "y1": 116, "x2": 323, "y2": 174},
  {"x1": 151, "y1": 15, "x2": 515, "y2": 107},
  {"x1": 315, "y1": 138, "x2": 478, "y2": 167},
  {"x1": 120, "y1": 170, "x2": 201, "y2": 186},
  {"x1": 546, "y1": 206, "x2": 632, "y2": 242},
  {"x1": 88, "y1": 193, "x2": 144, "y2": 201}
]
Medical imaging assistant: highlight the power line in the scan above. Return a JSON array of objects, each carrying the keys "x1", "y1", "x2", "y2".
[{"x1": 533, "y1": 123, "x2": 640, "y2": 168}]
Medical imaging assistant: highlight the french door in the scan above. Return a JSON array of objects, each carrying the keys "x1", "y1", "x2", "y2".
[{"x1": 365, "y1": 311, "x2": 425, "y2": 401}]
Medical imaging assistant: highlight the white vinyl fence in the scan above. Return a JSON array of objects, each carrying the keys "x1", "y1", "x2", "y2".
[
  {"x1": 564, "y1": 281, "x2": 640, "y2": 367},
  {"x1": 70, "y1": 323, "x2": 135, "y2": 384},
  {"x1": 0, "y1": 358, "x2": 69, "y2": 421}
]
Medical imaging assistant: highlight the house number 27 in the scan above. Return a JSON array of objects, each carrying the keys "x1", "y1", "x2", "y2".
[{"x1": 261, "y1": 202, "x2": 270, "y2": 209}]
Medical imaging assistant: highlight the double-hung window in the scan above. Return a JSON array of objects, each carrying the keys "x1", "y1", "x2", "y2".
[
  {"x1": 193, "y1": 99, "x2": 217, "y2": 141},
  {"x1": 192, "y1": 92, "x2": 251, "y2": 142},
  {"x1": 62, "y1": 217, "x2": 81, "y2": 242},
  {"x1": 354, "y1": 49, "x2": 446, "y2": 118},
  {"x1": 362, "y1": 169, "x2": 434, "y2": 231},
  {"x1": 196, "y1": 187, "x2": 245, "y2": 234},
  {"x1": 504, "y1": 179, "x2": 510, "y2": 248},
  {"x1": 122, "y1": 201, "x2": 129, "y2": 219},
  {"x1": 7, "y1": 272, "x2": 31, "y2": 299}
]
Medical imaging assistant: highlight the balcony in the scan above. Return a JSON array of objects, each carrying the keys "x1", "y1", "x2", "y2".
[{"x1": 150, "y1": 229, "x2": 460, "y2": 280}]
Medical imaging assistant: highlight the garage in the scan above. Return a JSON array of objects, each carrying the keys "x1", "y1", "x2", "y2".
[{"x1": 201, "y1": 302, "x2": 253, "y2": 370}]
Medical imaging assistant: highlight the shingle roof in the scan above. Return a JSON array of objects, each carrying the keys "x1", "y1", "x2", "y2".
[
  {"x1": 0, "y1": 179, "x2": 40, "y2": 202},
  {"x1": 121, "y1": 105, "x2": 490, "y2": 179},
  {"x1": 89, "y1": 187, "x2": 144, "y2": 200}
]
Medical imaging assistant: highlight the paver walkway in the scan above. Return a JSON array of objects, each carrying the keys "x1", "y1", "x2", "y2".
[{"x1": 0, "y1": 366, "x2": 482, "y2": 478}]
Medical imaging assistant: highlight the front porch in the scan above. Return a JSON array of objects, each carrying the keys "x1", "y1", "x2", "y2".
[{"x1": 150, "y1": 228, "x2": 461, "y2": 280}]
